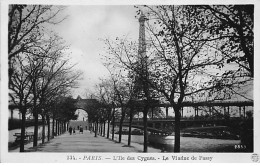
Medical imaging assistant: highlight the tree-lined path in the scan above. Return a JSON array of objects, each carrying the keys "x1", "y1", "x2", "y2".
[{"x1": 10, "y1": 130, "x2": 160, "y2": 152}]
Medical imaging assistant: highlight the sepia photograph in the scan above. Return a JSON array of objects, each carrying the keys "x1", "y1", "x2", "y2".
[{"x1": 1, "y1": 0, "x2": 259, "y2": 163}]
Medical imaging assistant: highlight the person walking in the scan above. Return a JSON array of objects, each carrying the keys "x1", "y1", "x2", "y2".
[
  {"x1": 73, "y1": 128, "x2": 76, "y2": 135},
  {"x1": 69, "y1": 126, "x2": 72, "y2": 135},
  {"x1": 79, "y1": 125, "x2": 83, "y2": 134}
]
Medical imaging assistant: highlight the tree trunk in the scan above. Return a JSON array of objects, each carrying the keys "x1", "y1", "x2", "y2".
[
  {"x1": 61, "y1": 121, "x2": 63, "y2": 134},
  {"x1": 60, "y1": 122, "x2": 62, "y2": 134},
  {"x1": 143, "y1": 107, "x2": 148, "y2": 152},
  {"x1": 52, "y1": 117, "x2": 55, "y2": 138},
  {"x1": 47, "y1": 115, "x2": 50, "y2": 141},
  {"x1": 174, "y1": 107, "x2": 181, "y2": 152},
  {"x1": 61, "y1": 122, "x2": 63, "y2": 133},
  {"x1": 100, "y1": 123, "x2": 102, "y2": 135},
  {"x1": 95, "y1": 122, "x2": 98, "y2": 137},
  {"x1": 98, "y1": 123, "x2": 100, "y2": 134},
  {"x1": 59, "y1": 122, "x2": 60, "y2": 134},
  {"x1": 112, "y1": 111, "x2": 115, "y2": 140},
  {"x1": 11, "y1": 109, "x2": 13, "y2": 120},
  {"x1": 57, "y1": 120, "x2": 60, "y2": 135},
  {"x1": 42, "y1": 115, "x2": 45, "y2": 144},
  {"x1": 60, "y1": 121, "x2": 62, "y2": 134},
  {"x1": 32, "y1": 80, "x2": 38, "y2": 147},
  {"x1": 98, "y1": 123, "x2": 99, "y2": 134},
  {"x1": 118, "y1": 108, "x2": 125, "y2": 143},
  {"x1": 57, "y1": 120, "x2": 59, "y2": 135},
  {"x1": 128, "y1": 108, "x2": 133, "y2": 146},
  {"x1": 20, "y1": 108, "x2": 26, "y2": 152},
  {"x1": 61, "y1": 122, "x2": 63, "y2": 134},
  {"x1": 103, "y1": 121, "x2": 106, "y2": 137},
  {"x1": 33, "y1": 109, "x2": 38, "y2": 147},
  {"x1": 107, "y1": 119, "x2": 110, "y2": 139},
  {"x1": 99, "y1": 122, "x2": 103, "y2": 136},
  {"x1": 101, "y1": 122, "x2": 103, "y2": 136},
  {"x1": 55, "y1": 119, "x2": 58, "y2": 136}
]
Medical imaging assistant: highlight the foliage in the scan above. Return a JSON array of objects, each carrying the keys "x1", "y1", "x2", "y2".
[
  {"x1": 103, "y1": 5, "x2": 253, "y2": 152},
  {"x1": 200, "y1": 5, "x2": 254, "y2": 77},
  {"x1": 8, "y1": 5, "x2": 65, "y2": 60},
  {"x1": 56, "y1": 96, "x2": 78, "y2": 122},
  {"x1": 8, "y1": 5, "x2": 80, "y2": 151}
]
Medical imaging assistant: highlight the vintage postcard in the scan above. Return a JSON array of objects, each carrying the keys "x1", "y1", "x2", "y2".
[{"x1": 1, "y1": 0, "x2": 259, "y2": 163}]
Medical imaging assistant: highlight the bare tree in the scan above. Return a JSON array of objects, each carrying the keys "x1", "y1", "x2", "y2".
[
  {"x1": 9, "y1": 54, "x2": 34, "y2": 152},
  {"x1": 25, "y1": 34, "x2": 80, "y2": 146},
  {"x1": 36, "y1": 56, "x2": 81, "y2": 144},
  {"x1": 8, "y1": 5, "x2": 66, "y2": 79},
  {"x1": 103, "y1": 39, "x2": 154, "y2": 151},
  {"x1": 104, "y1": 5, "x2": 245, "y2": 152},
  {"x1": 199, "y1": 5, "x2": 253, "y2": 77},
  {"x1": 94, "y1": 79, "x2": 115, "y2": 138}
]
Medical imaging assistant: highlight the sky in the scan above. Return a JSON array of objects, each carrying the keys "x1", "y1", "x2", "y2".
[
  {"x1": 4, "y1": 3, "x2": 255, "y2": 119},
  {"x1": 52, "y1": 5, "x2": 140, "y2": 98},
  {"x1": 45, "y1": 5, "x2": 253, "y2": 101}
]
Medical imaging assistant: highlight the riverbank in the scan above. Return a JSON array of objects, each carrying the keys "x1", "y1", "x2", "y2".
[{"x1": 114, "y1": 134, "x2": 241, "y2": 152}]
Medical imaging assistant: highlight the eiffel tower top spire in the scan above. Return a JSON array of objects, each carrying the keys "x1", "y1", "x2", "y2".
[
  {"x1": 138, "y1": 11, "x2": 147, "y2": 57},
  {"x1": 139, "y1": 11, "x2": 146, "y2": 22}
]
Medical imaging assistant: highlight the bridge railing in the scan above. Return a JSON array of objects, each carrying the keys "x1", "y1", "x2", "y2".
[{"x1": 114, "y1": 116, "x2": 244, "y2": 123}]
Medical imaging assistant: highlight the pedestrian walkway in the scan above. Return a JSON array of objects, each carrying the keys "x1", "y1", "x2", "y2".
[{"x1": 10, "y1": 130, "x2": 161, "y2": 153}]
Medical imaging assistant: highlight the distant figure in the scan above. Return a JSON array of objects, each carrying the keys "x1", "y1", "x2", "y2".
[
  {"x1": 77, "y1": 125, "x2": 79, "y2": 130},
  {"x1": 85, "y1": 126, "x2": 87, "y2": 130},
  {"x1": 73, "y1": 128, "x2": 76, "y2": 135},
  {"x1": 161, "y1": 147, "x2": 166, "y2": 152},
  {"x1": 69, "y1": 126, "x2": 72, "y2": 135},
  {"x1": 79, "y1": 125, "x2": 83, "y2": 134}
]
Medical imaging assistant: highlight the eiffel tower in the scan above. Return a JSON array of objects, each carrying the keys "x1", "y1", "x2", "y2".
[
  {"x1": 134, "y1": 11, "x2": 149, "y2": 98},
  {"x1": 138, "y1": 12, "x2": 147, "y2": 59}
]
